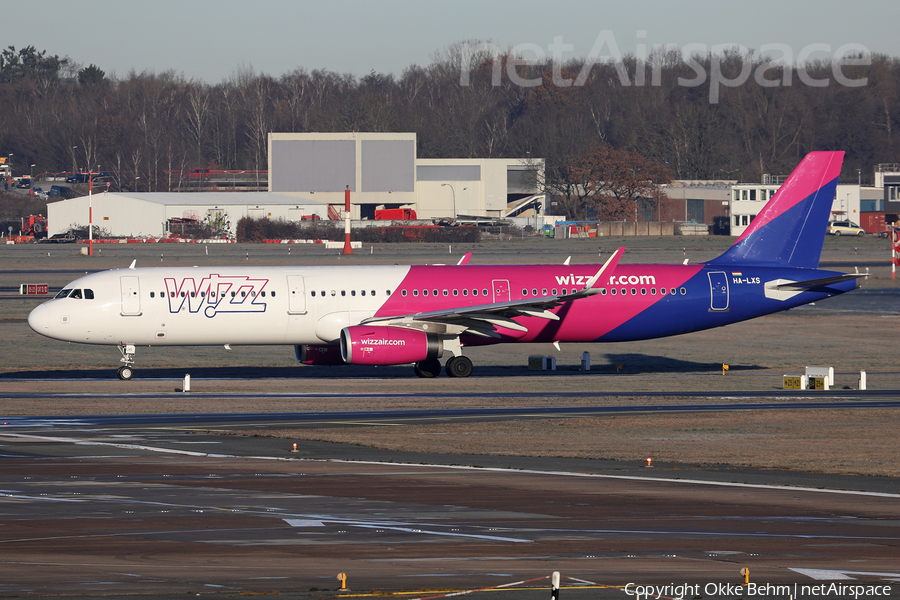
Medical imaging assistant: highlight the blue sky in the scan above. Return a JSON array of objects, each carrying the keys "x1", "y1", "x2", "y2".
[{"x1": 7, "y1": 0, "x2": 898, "y2": 82}]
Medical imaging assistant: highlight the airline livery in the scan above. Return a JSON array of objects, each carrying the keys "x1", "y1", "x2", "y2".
[{"x1": 28, "y1": 151, "x2": 861, "y2": 380}]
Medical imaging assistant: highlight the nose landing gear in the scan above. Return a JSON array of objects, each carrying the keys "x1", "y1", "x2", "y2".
[{"x1": 117, "y1": 344, "x2": 136, "y2": 380}]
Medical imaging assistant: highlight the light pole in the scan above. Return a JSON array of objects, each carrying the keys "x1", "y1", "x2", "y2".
[
  {"x1": 441, "y1": 183, "x2": 456, "y2": 219},
  {"x1": 30, "y1": 164, "x2": 35, "y2": 180},
  {"x1": 71, "y1": 147, "x2": 77, "y2": 176}
]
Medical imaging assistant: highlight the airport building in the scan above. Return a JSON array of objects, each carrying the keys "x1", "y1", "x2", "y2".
[
  {"x1": 45, "y1": 132, "x2": 545, "y2": 237},
  {"x1": 268, "y1": 132, "x2": 544, "y2": 220}
]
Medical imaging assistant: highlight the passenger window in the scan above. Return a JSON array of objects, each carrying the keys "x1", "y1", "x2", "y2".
[
  {"x1": 413, "y1": 289, "x2": 419, "y2": 296},
  {"x1": 442, "y1": 289, "x2": 448, "y2": 296},
  {"x1": 241, "y1": 291, "x2": 246, "y2": 297},
  {"x1": 472, "y1": 289, "x2": 478, "y2": 296},
  {"x1": 670, "y1": 288, "x2": 676, "y2": 295},
  {"x1": 150, "y1": 292, "x2": 155, "y2": 298},
  {"x1": 661, "y1": 288, "x2": 667, "y2": 295},
  {"x1": 331, "y1": 290, "x2": 336, "y2": 296},
  {"x1": 631, "y1": 289, "x2": 637, "y2": 295},
  {"x1": 621, "y1": 288, "x2": 626, "y2": 295},
  {"x1": 341, "y1": 291, "x2": 346, "y2": 297},
  {"x1": 190, "y1": 292, "x2": 196, "y2": 298},
  {"x1": 611, "y1": 288, "x2": 617, "y2": 295},
  {"x1": 552, "y1": 288, "x2": 557, "y2": 295},
  {"x1": 463, "y1": 289, "x2": 468, "y2": 296},
  {"x1": 402, "y1": 290, "x2": 408, "y2": 297},
  {"x1": 522, "y1": 288, "x2": 528, "y2": 296},
  {"x1": 433, "y1": 289, "x2": 438, "y2": 296},
  {"x1": 482, "y1": 289, "x2": 488, "y2": 296},
  {"x1": 542, "y1": 288, "x2": 547, "y2": 296},
  {"x1": 311, "y1": 291, "x2": 316, "y2": 297},
  {"x1": 423, "y1": 289, "x2": 428, "y2": 296},
  {"x1": 231, "y1": 292, "x2": 236, "y2": 298},
  {"x1": 181, "y1": 292, "x2": 186, "y2": 297},
  {"x1": 601, "y1": 288, "x2": 607, "y2": 295},
  {"x1": 351, "y1": 290, "x2": 356, "y2": 296},
  {"x1": 641, "y1": 289, "x2": 646, "y2": 295},
  {"x1": 171, "y1": 292, "x2": 176, "y2": 298},
  {"x1": 651, "y1": 288, "x2": 656, "y2": 295},
  {"x1": 680, "y1": 287, "x2": 686, "y2": 295},
  {"x1": 361, "y1": 290, "x2": 365, "y2": 296},
  {"x1": 453, "y1": 289, "x2": 458, "y2": 296},
  {"x1": 532, "y1": 289, "x2": 538, "y2": 296}
]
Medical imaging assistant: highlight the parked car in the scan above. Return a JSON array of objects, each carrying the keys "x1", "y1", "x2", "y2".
[
  {"x1": 15, "y1": 178, "x2": 32, "y2": 189},
  {"x1": 49, "y1": 185, "x2": 77, "y2": 199},
  {"x1": 31, "y1": 187, "x2": 49, "y2": 200},
  {"x1": 827, "y1": 220, "x2": 865, "y2": 236},
  {"x1": 65, "y1": 173, "x2": 90, "y2": 184}
]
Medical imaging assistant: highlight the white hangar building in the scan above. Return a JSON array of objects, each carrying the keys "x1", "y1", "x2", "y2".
[
  {"x1": 46, "y1": 192, "x2": 331, "y2": 238},
  {"x1": 47, "y1": 132, "x2": 544, "y2": 237}
]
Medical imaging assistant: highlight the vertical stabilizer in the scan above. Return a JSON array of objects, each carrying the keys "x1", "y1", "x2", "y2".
[{"x1": 710, "y1": 151, "x2": 844, "y2": 268}]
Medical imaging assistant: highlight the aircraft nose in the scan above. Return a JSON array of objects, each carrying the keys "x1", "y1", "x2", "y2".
[{"x1": 28, "y1": 303, "x2": 54, "y2": 336}]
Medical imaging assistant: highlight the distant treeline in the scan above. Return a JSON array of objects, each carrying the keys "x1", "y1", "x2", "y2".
[{"x1": 2, "y1": 42, "x2": 899, "y2": 196}]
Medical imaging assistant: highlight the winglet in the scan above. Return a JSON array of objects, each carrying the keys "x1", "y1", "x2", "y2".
[
  {"x1": 585, "y1": 246, "x2": 625, "y2": 289},
  {"x1": 457, "y1": 252, "x2": 472, "y2": 266},
  {"x1": 564, "y1": 247, "x2": 625, "y2": 299}
]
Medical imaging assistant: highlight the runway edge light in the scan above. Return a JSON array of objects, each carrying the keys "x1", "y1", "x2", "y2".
[{"x1": 291, "y1": 443, "x2": 298, "y2": 453}]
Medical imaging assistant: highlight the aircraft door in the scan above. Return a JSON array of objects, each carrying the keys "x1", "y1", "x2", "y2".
[
  {"x1": 287, "y1": 275, "x2": 307, "y2": 315},
  {"x1": 708, "y1": 271, "x2": 729, "y2": 311},
  {"x1": 120, "y1": 276, "x2": 142, "y2": 316},
  {"x1": 492, "y1": 279, "x2": 511, "y2": 303}
]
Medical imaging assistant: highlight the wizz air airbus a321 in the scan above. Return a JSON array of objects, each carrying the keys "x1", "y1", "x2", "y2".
[{"x1": 29, "y1": 151, "x2": 862, "y2": 380}]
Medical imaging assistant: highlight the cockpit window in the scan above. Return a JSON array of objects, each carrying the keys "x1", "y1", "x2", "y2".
[
  {"x1": 69, "y1": 289, "x2": 83, "y2": 299},
  {"x1": 84, "y1": 289, "x2": 94, "y2": 299},
  {"x1": 55, "y1": 289, "x2": 72, "y2": 299}
]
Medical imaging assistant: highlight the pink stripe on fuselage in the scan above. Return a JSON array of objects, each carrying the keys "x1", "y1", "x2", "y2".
[
  {"x1": 375, "y1": 263, "x2": 703, "y2": 343},
  {"x1": 734, "y1": 151, "x2": 843, "y2": 245}
]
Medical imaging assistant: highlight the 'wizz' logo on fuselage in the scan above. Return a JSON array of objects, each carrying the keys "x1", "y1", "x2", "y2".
[{"x1": 164, "y1": 275, "x2": 269, "y2": 317}]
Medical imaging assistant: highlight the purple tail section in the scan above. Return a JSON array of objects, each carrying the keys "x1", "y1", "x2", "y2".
[{"x1": 711, "y1": 151, "x2": 844, "y2": 269}]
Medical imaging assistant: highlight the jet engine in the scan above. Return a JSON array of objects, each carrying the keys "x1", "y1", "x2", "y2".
[
  {"x1": 340, "y1": 325, "x2": 443, "y2": 366},
  {"x1": 294, "y1": 344, "x2": 345, "y2": 365}
]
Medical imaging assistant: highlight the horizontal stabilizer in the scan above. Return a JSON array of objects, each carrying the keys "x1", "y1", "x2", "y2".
[{"x1": 771, "y1": 273, "x2": 867, "y2": 290}]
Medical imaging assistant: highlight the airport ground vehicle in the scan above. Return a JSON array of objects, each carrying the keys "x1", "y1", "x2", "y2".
[{"x1": 827, "y1": 220, "x2": 865, "y2": 236}]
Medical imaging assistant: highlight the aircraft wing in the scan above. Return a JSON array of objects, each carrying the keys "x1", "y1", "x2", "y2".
[{"x1": 361, "y1": 247, "x2": 625, "y2": 338}]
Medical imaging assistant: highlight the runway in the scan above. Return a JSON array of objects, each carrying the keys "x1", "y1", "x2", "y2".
[{"x1": 1, "y1": 408, "x2": 900, "y2": 598}]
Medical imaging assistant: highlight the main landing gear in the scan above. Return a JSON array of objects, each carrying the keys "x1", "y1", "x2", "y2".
[
  {"x1": 117, "y1": 344, "x2": 136, "y2": 380},
  {"x1": 414, "y1": 355, "x2": 473, "y2": 378}
]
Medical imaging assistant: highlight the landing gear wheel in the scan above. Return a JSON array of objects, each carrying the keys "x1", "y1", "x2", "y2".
[
  {"x1": 414, "y1": 358, "x2": 442, "y2": 378},
  {"x1": 117, "y1": 366, "x2": 134, "y2": 381},
  {"x1": 445, "y1": 355, "x2": 473, "y2": 378}
]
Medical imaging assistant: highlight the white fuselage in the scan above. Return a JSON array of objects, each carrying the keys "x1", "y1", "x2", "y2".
[{"x1": 28, "y1": 265, "x2": 411, "y2": 347}]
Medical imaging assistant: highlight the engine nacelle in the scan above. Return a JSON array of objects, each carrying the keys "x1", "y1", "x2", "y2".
[
  {"x1": 340, "y1": 325, "x2": 443, "y2": 366},
  {"x1": 295, "y1": 344, "x2": 345, "y2": 365}
]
